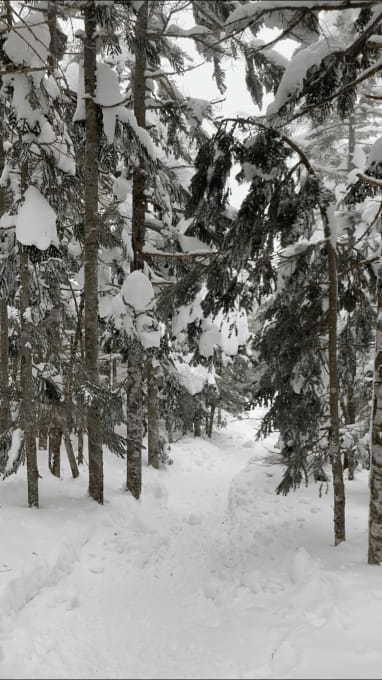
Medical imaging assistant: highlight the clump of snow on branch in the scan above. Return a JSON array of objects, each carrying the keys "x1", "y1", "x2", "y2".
[
  {"x1": 3, "y1": 11, "x2": 49, "y2": 83},
  {"x1": 73, "y1": 62, "x2": 161, "y2": 160},
  {"x1": 267, "y1": 38, "x2": 343, "y2": 117},
  {"x1": 16, "y1": 186, "x2": 58, "y2": 250},
  {"x1": 173, "y1": 287, "x2": 249, "y2": 359},
  {"x1": 174, "y1": 357, "x2": 216, "y2": 396},
  {"x1": 122, "y1": 271, "x2": 160, "y2": 348}
]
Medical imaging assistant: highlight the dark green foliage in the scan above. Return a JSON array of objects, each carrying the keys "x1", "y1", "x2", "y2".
[{"x1": 244, "y1": 45, "x2": 285, "y2": 110}]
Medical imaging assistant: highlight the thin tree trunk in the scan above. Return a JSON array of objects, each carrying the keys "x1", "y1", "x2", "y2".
[
  {"x1": 207, "y1": 404, "x2": 215, "y2": 438},
  {"x1": 131, "y1": 0, "x2": 148, "y2": 273},
  {"x1": 84, "y1": 0, "x2": 103, "y2": 503},
  {"x1": 217, "y1": 407, "x2": 222, "y2": 428},
  {"x1": 0, "y1": 297, "x2": 9, "y2": 438},
  {"x1": 368, "y1": 265, "x2": 382, "y2": 563},
  {"x1": 47, "y1": 1, "x2": 57, "y2": 72},
  {"x1": 49, "y1": 414, "x2": 62, "y2": 478},
  {"x1": 20, "y1": 247, "x2": 39, "y2": 506},
  {"x1": 39, "y1": 424, "x2": 48, "y2": 450},
  {"x1": 194, "y1": 408, "x2": 202, "y2": 437},
  {"x1": 126, "y1": 344, "x2": 144, "y2": 498},
  {"x1": 323, "y1": 209, "x2": 346, "y2": 545},
  {"x1": 147, "y1": 357, "x2": 160, "y2": 469},
  {"x1": 345, "y1": 115, "x2": 357, "y2": 430},
  {"x1": 126, "y1": 0, "x2": 148, "y2": 499},
  {"x1": 77, "y1": 427, "x2": 84, "y2": 465},
  {"x1": 71, "y1": 294, "x2": 84, "y2": 465},
  {"x1": 0, "y1": 104, "x2": 10, "y2": 436},
  {"x1": 112, "y1": 357, "x2": 117, "y2": 387},
  {"x1": 63, "y1": 430, "x2": 79, "y2": 478}
]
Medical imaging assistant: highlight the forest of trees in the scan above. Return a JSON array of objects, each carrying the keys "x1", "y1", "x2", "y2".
[{"x1": 2, "y1": 0, "x2": 382, "y2": 567}]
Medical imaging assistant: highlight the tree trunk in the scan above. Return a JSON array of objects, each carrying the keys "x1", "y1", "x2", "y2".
[
  {"x1": 147, "y1": 357, "x2": 160, "y2": 469},
  {"x1": 194, "y1": 407, "x2": 202, "y2": 437},
  {"x1": 77, "y1": 427, "x2": 84, "y2": 465},
  {"x1": 84, "y1": 0, "x2": 103, "y2": 503},
  {"x1": 131, "y1": 0, "x2": 148, "y2": 273},
  {"x1": 368, "y1": 267, "x2": 382, "y2": 563},
  {"x1": 0, "y1": 103, "x2": 10, "y2": 436},
  {"x1": 207, "y1": 404, "x2": 215, "y2": 438},
  {"x1": 39, "y1": 424, "x2": 48, "y2": 450},
  {"x1": 20, "y1": 247, "x2": 39, "y2": 507},
  {"x1": 217, "y1": 407, "x2": 222, "y2": 428},
  {"x1": 126, "y1": 343, "x2": 144, "y2": 498},
  {"x1": 0, "y1": 295, "x2": 9, "y2": 438},
  {"x1": 63, "y1": 430, "x2": 79, "y2": 478},
  {"x1": 323, "y1": 210, "x2": 346, "y2": 545},
  {"x1": 126, "y1": 1, "x2": 148, "y2": 498},
  {"x1": 49, "y1": 414, "x2": 62, "y2": 478}
]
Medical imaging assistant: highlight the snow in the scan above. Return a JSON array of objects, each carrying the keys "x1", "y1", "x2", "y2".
[
  {"x1": 175, "y1": 358, "x2": 213, "y2": 395},
  {"x1": 173, "y1": 287, "x2": 249, "y2": 359},
  {"x1": 120, "y1": 272, "x2": 160, "y2": 348},
  {"x1": 16, "y1": 186, "x2": 58, "y2": 250},
  {"x1": 367, "y1": 136, "x2": 382, "y2": 167},
  {"x1": 249, "y1": 39, "x2": 289, "y2": 69},
  {"x1": 165, "y1": 24, "x2": 210, "y2": 38},
  {"x1": 3, "y1": 11, "x2": 49, "y2": 83},
  {"x1": 178, "y1": 234, "x2": 212, "y2": 253},
  {"x1": 3, "y1": 428, "x2": 23, "y2": 477},
  {"x1": 0, "y1": 413, "x2": 380, "y2": 679},
  {"x1": 117, "y1": 108, "x2": 161, "y2": 162},
  {"x1": 95, "y1": 63, "x2": 122, "y2": 144},
  {"x1": 73, "y1": 61, "x2": 160, "y2": 159},
  {"x1": 267, "y1": 38, "x2": 343, "y2": 117},
  {"x1": 122, "y1": 271, "x2": 155, "y2": 313},
  {"x1": 74, "y1": 62, "x2": 122, "y2": 145},
  {"x1": 226, "y1": 0, "x2": 353, "y2": 26}
]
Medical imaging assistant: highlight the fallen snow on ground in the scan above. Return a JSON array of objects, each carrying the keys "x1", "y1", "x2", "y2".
[{"x1": 0, "y1": 413, "x2": 380, "y2": 679}]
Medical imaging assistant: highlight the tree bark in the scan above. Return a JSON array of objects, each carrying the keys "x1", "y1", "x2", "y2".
[
  {"x1": 77, "y1": 426, "x2": 84, "y2": 465},
  {"x1": 207, "y1": 404, "x2": 215, "y2": 438},
  {"x1": 126, "y1": 342, "x2": 144, "y2": 498},
  {"x1": 20, "y1": 247, "x2": 39, "y2": 507},
  {"x1": 323, "y1": 210, "x2": 346, "y2": 545},
  {"x1": 39, "y1": 424, "x2": 48, "y2": 450},
  {"x1": 0, "y1": 287, "x2": 9, "y2": 440},
  {"x1": 126, "y1": 1, "x2": 148, "y2": 498},
  {"x1": 63, "y1": 430, "x2": 79, "y2": 478},
  {"x1": 194, "y1": 407, "x2": 202, "y2": 437},
  {"x1": 131, "y1": 0, "x2": 148, "y2": 273},
  {"x1": 147, "y1": 357, "x2": 160, "y2": 468},
  {"x1": 368, "y1": 267, "x2": 382, "y2": 563},
  {"x1": 0, "y1": 301, "x2": 10, "y2": 435},
  {"x1": 0, "y1": 106, "x2": 10, "y2": 436},
  {"x1": 49, "y1": 413, "x2": 62, "y2": 478},
  {"x1": 84, "y1": 0, "x2": 103, "y2": 503}
]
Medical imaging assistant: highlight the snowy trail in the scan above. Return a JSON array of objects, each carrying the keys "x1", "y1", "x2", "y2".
[{"x1": 1, "y1": 415, "x2": 382, "y2": 679}]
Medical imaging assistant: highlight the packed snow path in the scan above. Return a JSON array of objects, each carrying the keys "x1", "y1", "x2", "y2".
[{"x1": 1, "y1": 414, "x2": 382, "y2": 679}]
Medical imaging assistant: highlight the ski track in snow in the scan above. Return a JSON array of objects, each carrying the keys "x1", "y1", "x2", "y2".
[{"x1": 1, "y1": 413, "x2": 382, "y2": 679}]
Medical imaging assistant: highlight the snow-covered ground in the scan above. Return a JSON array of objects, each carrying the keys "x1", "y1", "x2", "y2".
[{"x1": 0, "y1": 412, "x2": 380, "y2": 679}]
